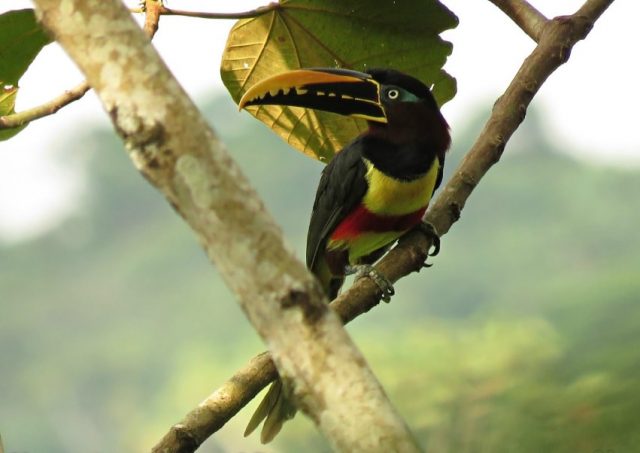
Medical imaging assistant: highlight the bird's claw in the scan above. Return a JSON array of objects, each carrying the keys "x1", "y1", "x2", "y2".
[
  {"x1": 416, "y1": 221, "x2": 441, "y2": 267},
  {"x1": 345, "y1": 264, "x2": 395, "y2": 302}
]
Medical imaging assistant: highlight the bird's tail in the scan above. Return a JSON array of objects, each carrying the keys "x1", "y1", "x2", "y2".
[
  {"x1": 244, "y1": 379, "x2": 297, "y2": 443},
  {"x1": 244, "y1": 258, "x2": 343, "y2": 443}
]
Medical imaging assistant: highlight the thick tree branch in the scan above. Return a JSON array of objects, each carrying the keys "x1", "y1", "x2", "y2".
[
  {"x1": 149, "y1": 0, "x2": 616, "y2": 451},
  {"x1": 488, "y1": 0, "x2": 548, "y2": 41},
  {"x1": 33, "y1": 1, "x2": 421, "y2": 452}
]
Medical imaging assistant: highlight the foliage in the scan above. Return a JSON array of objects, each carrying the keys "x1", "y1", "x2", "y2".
[
  {"x1": 221, "y1": 0, "x2": 457, "y2": 162},
  {"x1": 0, "y1": 86, "x2": 24, "y2": 140},
  {"x1": 1, "y1": 96, "x2": 638, "y2": 452},
  {"x1": 0, "y1": 8, "x2": 51, "y2": 140}
]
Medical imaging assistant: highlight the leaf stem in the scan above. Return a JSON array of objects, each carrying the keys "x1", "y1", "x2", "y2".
[{"x1": 130, "y1": 2, "x2": 280, "y2": 20}]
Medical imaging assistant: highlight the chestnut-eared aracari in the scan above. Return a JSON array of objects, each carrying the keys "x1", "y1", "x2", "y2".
[{"x1": 239, "y1": 67, "x2": 450, "y2": 443}]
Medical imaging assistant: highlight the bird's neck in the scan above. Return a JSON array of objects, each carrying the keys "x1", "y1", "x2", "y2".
[
  {"x1": 367, "y1": 106, "x2": 450, "y2": 150},
  {"x1": 359, "y1": 134, "x2": 435, "y2": 181},
  {"x1": 362, "y1": 117, "x2": 449, "y2": 181}
]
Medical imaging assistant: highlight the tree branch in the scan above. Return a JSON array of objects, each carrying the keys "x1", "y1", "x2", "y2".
[
  {"x1": 0, "y1": 81, "x2": 89, "y2": 129},
  {"x1": 130, "y1": 3, "x2": 280, "y2": 20},
  {"x1": 152, "y1": 353, "x2": 277, "y2": 453},
  {"x1": 33, "y1": 1, "x2": 421, "y2": 452},
  {"x1": 149, "y1": 0, "x2": 616, "y2": 451},
  {"x1": 143, "y1": 0, "x2": 162, "y2": 38},
  {"x1": 488, "y1": 0, "x2": 548, "y2": 42},
  {"x1": 0, "y1": 1, "x2": 161, "y2": 131}
]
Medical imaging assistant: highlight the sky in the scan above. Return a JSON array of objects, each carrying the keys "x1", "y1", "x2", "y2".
[{"x1": 0, "y1": 0, "x2": 638, "y2": 243}]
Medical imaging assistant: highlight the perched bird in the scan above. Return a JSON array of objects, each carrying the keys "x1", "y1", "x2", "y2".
[{"x1": 239, "y1": 67, "x2": 450, "y2": 442}]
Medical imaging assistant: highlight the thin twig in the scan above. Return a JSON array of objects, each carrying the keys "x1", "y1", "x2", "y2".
[
  {"x1": 150, "y1": 0, "x2": 615, "y2": 451},
  {"x1": 0, "y1": 2, "x2": 161, "y2": 132},
  {"x1": 130, "y1": 3, "x2": 280, "y2": 20},
  {"x1": 143, "y1": 0, "x2": 162, "y2": 38},
  {"x1": 0, "y1": 81, "x2": 90, "y2": 129},
  {"x1": 2, "y1": 0, "x2": 271, "y2": 131},
  {"x1": 489, "y1": 0, "x2": 548, "y2": 42}
]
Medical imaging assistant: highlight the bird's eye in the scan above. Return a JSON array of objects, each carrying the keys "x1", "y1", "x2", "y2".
[{"x1": 386, "y1": 89, "x2": 400, "y2": 100}]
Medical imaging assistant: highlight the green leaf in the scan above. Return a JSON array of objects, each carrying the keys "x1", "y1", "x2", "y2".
[
  {"x1": 0, "y1": 9, "x2": 51, "y2": 86},
  {"x1": 0, "y1": 85, "x2": 26, "y2": 141},
  {"x1": 221, "y1": 0, "x2": 458, "y2": 162},
  {"x1": 0, "y1": 9, "x2": 52, "y2": 141}
]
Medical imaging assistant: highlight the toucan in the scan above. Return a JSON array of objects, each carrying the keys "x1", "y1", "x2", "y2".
[{"x1": 239, "y1": 67, "x2": 451, "y2": 443}]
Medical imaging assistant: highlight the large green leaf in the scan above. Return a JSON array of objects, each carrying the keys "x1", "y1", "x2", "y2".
[
  {"x1": 0, "y1": 9, "x2": 51, "y2": 85},
  {"x1": 0, "y1": 9, "x2": 52, "y2": 141},
  {"x1": 221, "y1": 0, "x2": 458, "y2": 162}
]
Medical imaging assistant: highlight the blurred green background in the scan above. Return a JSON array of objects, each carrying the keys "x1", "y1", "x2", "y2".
[{"x1": 1, "y1": 95, "x2": 639, "y2": 453}]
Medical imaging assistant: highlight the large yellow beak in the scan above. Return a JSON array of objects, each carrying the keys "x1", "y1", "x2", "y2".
[{"x1": 239, "y1": 68, "x2": 387, "y2": 123}]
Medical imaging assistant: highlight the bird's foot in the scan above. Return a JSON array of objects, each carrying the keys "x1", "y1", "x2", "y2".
[
  {"x1": 345, "y1": 264, "x2": 394, "y2": 302},
  {"x1": 416, "y1": 221, "x2": 441, "y2": 267}
]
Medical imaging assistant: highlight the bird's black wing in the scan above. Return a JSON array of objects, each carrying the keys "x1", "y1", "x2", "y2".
[{"x1": 306, "y1": 137, "x2": 368, "y2": 270}]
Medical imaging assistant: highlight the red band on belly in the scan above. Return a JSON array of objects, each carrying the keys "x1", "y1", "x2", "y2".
[{"x1": 331, "y1": 204, "x2": 427, "y2": 240}]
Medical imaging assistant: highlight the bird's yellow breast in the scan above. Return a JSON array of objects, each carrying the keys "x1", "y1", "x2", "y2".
[{"x1": 362, "y1": 157, "x2": 440, "y2": 216}]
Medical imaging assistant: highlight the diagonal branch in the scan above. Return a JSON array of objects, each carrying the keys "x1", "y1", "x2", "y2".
[
  {"x1": 488, "y1": 0, "x2": 548, "y2": 42},
  {"x1": 33, "y1": 1, "x2": 421, "y2": 452},
  {"x1": 150, "y1": 0, "x2": 616, "y2": 451}
]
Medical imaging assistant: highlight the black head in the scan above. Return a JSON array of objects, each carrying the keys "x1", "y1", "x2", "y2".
[
  {"x1": 239, "y1": 67, "x2": 450, "y2": 151},
  {"x1": 366, "y1": 68, "x2": 440, "y2": 111},
  {"x1": 362, "y1": 68, "x2": 449, "y2": 152}
]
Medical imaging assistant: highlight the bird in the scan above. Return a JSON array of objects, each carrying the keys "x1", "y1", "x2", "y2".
[{"x1": 238, "y1": 67, "x2": 451, "y2": 443}]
